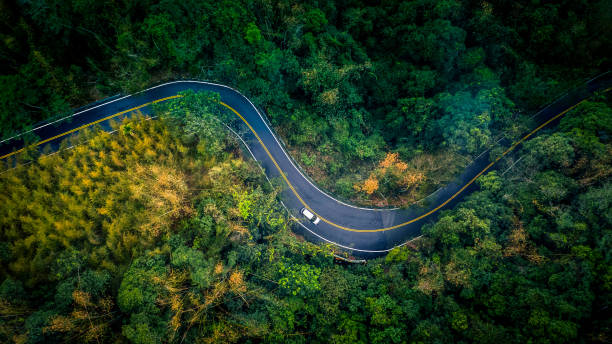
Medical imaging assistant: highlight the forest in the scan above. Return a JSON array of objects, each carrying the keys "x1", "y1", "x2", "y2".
[{"x1": 1, "y1": 0, "x2": 611, "y2": 343}]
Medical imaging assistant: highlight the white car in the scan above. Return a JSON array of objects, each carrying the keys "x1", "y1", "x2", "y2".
[{"x1": 300, "y1": 207, "x2": 320, "y2": 225}]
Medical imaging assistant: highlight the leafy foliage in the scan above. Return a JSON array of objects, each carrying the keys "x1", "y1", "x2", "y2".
[
  {"x1": 0, "y1": 1, "x2": 611, "y2": 343},
  {"x1": 1, "y1": 0, "x2": 608, "y2": 208}
]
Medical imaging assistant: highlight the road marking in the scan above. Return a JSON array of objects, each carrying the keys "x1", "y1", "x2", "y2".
[
  {"x1": 219, "y1": 89, "x2": 607, "y2": 231},
  {"x1": 2, "y1": 87, "x2": 610, "y2": 233},
  {"x1": 223, "y1": 119, "x2": 400, "y2": 253},
  {"x1": 0, "y1": 95, "x2": 181, "y2": 161}
]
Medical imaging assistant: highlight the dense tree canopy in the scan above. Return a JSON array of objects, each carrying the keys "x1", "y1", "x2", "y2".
[
  {"x1": 1, "y1": 0, "x2": 611, "y2": 343},
  {"x1": 0, "y1": 0, "x2": 609, "y2": 206},
  {"x1": 0, "y1": 89, "x2": 610, "y2": 344}
]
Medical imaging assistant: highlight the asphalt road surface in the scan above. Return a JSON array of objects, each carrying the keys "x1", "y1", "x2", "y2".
[{"x1": 1, "y1": 73, "x2": 610, "y2": 258}]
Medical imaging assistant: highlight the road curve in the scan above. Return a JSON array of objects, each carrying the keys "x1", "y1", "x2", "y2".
[{"x1": 1, "y1": 73, "x2": 611, "y2": 258}]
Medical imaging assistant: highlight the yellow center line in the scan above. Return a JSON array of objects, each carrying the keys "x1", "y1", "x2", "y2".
[
  {"x1": 2, "y1": 86, "x2": 610, "y2": 232},
  {"x1": 219, "y1": 101, "x2": 313, "y2": 211},
  {"x1": 0, "y1": 95, "x2": 181, "y2": 161},
  {"x1": 220, "y1": 94, "x2": 592, "y2": 232}
]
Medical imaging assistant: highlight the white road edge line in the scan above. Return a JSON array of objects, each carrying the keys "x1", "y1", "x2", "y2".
[
  {"x1": 0, "y1": 80, "x2": 500, "y2": 250},
  {"x1": 3, "y1": 73, "x2": 609, "y2": 253},
  {"x1": 0, "y1": 94, "x2": 131, "y2": 144},
  {"x1": 223, "y1": 117, "x2": 418, "y2": 253},
  {"x1": 143, "y1": 80, "x2": 398, "y2": 212}
]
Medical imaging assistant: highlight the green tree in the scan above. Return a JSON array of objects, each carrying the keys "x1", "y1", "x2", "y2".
[
  {"x1": 424, "y1": 208, "x2": 490, "y2": 248},
  {"x1": 277, "y1": 259, "x2": 322, "y2": 297}
]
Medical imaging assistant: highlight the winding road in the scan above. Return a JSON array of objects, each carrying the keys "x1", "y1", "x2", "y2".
[{"x1": 1, "y1": 73, "x2": 611, "y2": 258}]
